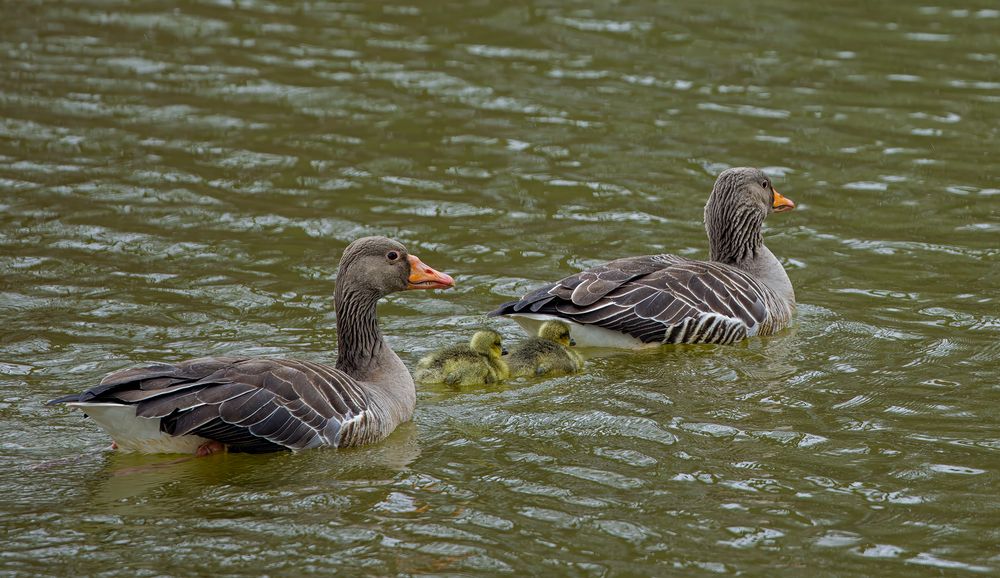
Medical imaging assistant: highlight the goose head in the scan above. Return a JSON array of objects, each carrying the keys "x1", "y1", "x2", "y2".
[
  {"x1": 704, "y1": 167, "x2": 795, "y2": 264},
  {"x1": 469, "y1": 330, "x2": 507, "y2": 359},
  {"x1": 336, "y1": 236, "x2": 455, "y2": 299},
  {"x1": 538, "y1": 320, "x2": 575, "y2": 347}
]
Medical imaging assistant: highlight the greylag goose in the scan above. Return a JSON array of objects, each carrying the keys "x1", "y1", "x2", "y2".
[
  {"x1": 414, "y1": 330, "x2": 510, "y2": 386},
  {"x1": 507, "y1": 320, "x2": 584, "y2": 378},
  {"x1": 48, "y1": 236, "x2": 455, "y2": 454},
  {"x1": 490, "y1": 167, "x2": 796, "y2": 348}
]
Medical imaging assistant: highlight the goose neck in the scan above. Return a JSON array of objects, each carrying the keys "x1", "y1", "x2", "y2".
[
  {"x1": 334, "y1": 286, "x2": 385, "y2": 378},
  {"x1": 706, "y1": 206, "x2": 764, "y2": 266},
  {"x1": 333, "y1": 285, "x2": 416, "y2": 426}
]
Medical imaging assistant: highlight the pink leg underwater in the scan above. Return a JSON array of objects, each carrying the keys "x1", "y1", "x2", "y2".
[{"x1": 195, "y1": 440, "x2": 226, "y2": 457}]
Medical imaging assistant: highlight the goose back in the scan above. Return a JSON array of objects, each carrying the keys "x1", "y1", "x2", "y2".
[
  {"x1": 491, "y1": 254, "x2": 793, "y2": 347},
  {"x1": 52, "y1": 356, "x2": 394, "y2": 452}
]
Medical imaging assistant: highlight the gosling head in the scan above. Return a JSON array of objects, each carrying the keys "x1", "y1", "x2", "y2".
[
  {"x1": 469, "y1": 330, "x2": 507, "y2": 359},
  {"x1": 538, "y1": 320, "x2": 575, "y2": 347}
]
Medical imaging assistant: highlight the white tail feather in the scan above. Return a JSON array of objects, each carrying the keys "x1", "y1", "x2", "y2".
[
  {"x1": 68, "y1": 402, "x2": 209, "y2": 454},
  {"x1": 507, "y1": 313, "x2": 655, "y2": 349}
]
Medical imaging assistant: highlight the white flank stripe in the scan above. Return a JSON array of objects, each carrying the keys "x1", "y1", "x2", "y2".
[{"x1": 505, "y1": 313, "x2": 656, "y2": 349}]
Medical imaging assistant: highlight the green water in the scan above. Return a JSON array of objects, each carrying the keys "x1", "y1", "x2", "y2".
[{"x1": 2, "y1": 0, "x2": 998, "y2": 575}]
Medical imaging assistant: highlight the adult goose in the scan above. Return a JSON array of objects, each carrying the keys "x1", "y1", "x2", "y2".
[
  {"x1": 49, "y1": 236, "x2": 455, "y2": 454},
  {"x1": 490, "y1": 167, "x2": 796, "y2": 349}
]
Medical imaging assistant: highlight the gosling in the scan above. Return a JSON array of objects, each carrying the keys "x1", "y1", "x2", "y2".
[
  {"x1": 415, "y1": 330, "x2": 510, "y2": 386},
  {"x1": 507, "y1": 320, "x2": 584, "y2": 378}
]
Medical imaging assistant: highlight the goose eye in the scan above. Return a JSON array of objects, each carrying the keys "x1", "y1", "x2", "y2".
[
  {"x1": 386, "y1": 251, "x2": 400, "y2": 261},
  {"x1": 761, "y1": 180, "x2": 769, "y2": 189}
]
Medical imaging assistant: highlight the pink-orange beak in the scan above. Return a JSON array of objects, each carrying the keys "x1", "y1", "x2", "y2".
[
  {"x1": 406, "y1": 254, "x2": 455, "y2": 290},
  {"x1": 772, "y1": 189, "x2": 796, "y2": 213}
]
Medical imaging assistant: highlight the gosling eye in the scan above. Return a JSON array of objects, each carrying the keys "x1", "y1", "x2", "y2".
[
  {"x1": 761, "y1": 180, "x2": 769, "y2": 190},
  {"x1": 386, "y1": 250, "x2": 400, "y2": 261}
]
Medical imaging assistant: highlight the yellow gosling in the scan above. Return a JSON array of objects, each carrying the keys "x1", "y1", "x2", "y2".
[
  {"x1": 507, "y1": 320, "x2": 584, "y2": 378},
  {"x1": 415, "y1": 330, "x2": 510, "y2": 386}
]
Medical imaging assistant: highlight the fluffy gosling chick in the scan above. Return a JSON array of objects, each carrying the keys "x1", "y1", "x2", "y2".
[
  {"x1": 415, "y1": 330, "x2": 510, "y2": 386},
  {"x1": 507, "y1": 320, "x2": 584, "y2": 378}
]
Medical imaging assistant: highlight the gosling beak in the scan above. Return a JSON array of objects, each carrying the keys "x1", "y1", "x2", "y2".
[
  {"x1": 406, "y1": 254, "x2": 455, "y2": 290},
  {"x1": 569, "y1": 338, "x2": 577, "y2": 347},
  {"x1": 772, "y1": 189, "x2": 796, "y2": 213},
  {"x1": 501, "y1": 347, "x2": 509, "y2": 356}
]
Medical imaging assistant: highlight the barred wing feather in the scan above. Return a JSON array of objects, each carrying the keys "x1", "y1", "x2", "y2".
[
  {"x1": 492, "y1": 255, "x2": 774, "y2": 345},
  {"x1": 63, "y1": 357, "x2": 374, "y2": 453}
]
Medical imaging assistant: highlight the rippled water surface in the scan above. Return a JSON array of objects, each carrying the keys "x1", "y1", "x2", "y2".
[{"x1": 2, "y1": 0, "x2": 998, "y2": 575}]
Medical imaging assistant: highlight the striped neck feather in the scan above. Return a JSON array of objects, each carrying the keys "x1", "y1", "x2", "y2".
[
  {"x1": 705, "y1": 198, "x2": 764, "y2": 266},
  {"x1": 334, "y1": 284, "x2": 384, "y2": 377}
]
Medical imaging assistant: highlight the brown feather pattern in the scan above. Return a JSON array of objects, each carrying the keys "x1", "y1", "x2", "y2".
[
  {"x1": 68, "y1": 356, "x2": 378, "y2": 453},
  {"x1": 490, "y1": 168, "x2": 796, "y2": 347},
  {"x1": 491, "y1": 254, "x2": 792, "y2": 345},
  {"x1": 49, "y1": 236, "x2": 439, "y2": 455}
]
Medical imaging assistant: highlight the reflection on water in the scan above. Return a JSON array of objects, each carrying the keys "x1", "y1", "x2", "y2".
[
  {"x1": 85, "y1": 421, "x2": 422, "y2": 513},
  {"x1": 2, "y1": 0, "x2": 998, "y2": 575}
]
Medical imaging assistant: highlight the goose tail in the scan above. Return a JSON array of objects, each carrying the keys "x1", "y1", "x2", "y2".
[{"x1": 47, "y1": 392, "x2": 84, "y2": 405}]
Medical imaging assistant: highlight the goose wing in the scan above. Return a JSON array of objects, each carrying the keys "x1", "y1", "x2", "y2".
[
  {"x1": 490, "y1": 255, "x2": 770, "y2": 344},
  {"x1": 50, "y1": 356, "x2": 373, "y2": 452}
]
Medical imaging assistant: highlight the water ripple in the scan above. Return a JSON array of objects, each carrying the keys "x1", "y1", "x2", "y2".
[{"x1": 2, "y1": 0, "x2": 998, "y2": 575}]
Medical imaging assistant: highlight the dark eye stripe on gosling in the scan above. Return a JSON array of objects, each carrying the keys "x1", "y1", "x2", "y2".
[
  {"x1": 48, "y1": 236, "x2": 455, "y2": 454},
  {"x1": 489, "y1": 167, "x2": 796, "y2": 348}
]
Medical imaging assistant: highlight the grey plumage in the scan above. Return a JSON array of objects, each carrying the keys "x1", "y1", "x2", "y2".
[
  {"x1": 49, "y1": 236, "x2": 454, "y2": 453},
  {"x1": 490, "y1": 168, "x2": 796, "y2": 346}
]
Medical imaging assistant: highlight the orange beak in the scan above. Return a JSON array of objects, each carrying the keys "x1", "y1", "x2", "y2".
[
  {"x1": 406, "y1": 254, "x2": 455, "y2": 290},
  {"x1": 772, "y1": 189, "x2": 796, "y2": 213}
]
